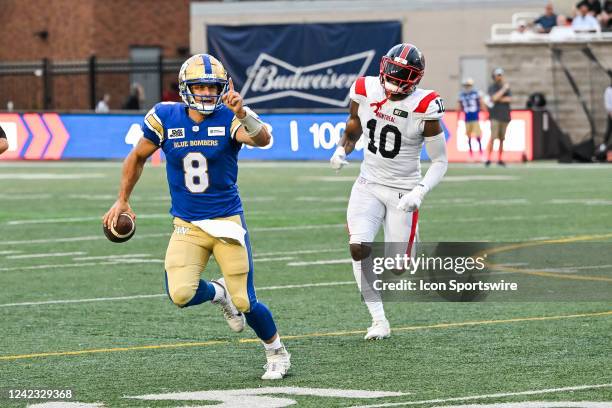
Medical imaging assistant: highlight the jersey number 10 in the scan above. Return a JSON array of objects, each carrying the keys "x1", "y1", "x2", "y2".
[
  {"x1": 366, "y1": 119, "x2": 401, "y2": 159},
  {"x1": 183, "y1": 152, "x2": 209, "y2": 193}
]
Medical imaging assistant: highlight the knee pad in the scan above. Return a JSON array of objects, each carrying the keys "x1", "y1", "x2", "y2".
[
  {"x1": 169, "y1": 285, "x2": 195, "y2": 307},
  {"x1": 350, "y1": 243, "x2": 371, "y2": 261}
]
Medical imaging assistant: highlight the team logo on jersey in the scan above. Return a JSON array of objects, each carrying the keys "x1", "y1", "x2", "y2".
[
  {"x1": 168, "y1": 128, "x2": 185, "y2": 139},
  {"x1": 240, "y1": 51, "x2": 375, "y2": 107},
  {"x1": 207, "y1": 127, "x2": 226, "y2": 137},
  {"x1": 393, "y1": 108, "x2": 408, "y2": 118}
]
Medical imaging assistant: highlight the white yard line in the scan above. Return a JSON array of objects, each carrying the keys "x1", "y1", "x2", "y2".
[
  {"x1": 0, "y1": 173, "x2": 105, "y2": 180},
  {"x1": 254, "y1": 248, "x2": 345, "y2": 257},
  {"x1": 0, "y1": 193, "x2": 52, "y2": 200},
  {"x1": 0, "y1": 260, "x2": 164, "y2": 272},
  {"x1": 0, "y1": 281, "x2": 355, "y2": 308},
  {"x1": 348, "y1": 383, "x2": 612, "y2": 408},
  {"x1": 252, "y1": 256, "x2": 295, "y2": 262},
  {"x1": 288, "y1": 258, "x2": 352, "y2": 266},
  {"x1": 7, "y1": 251, "x2": 86, "y2": 260},
  {"x1": 73, "y1": 254, "x2": 151, "y2": 261},
  {"x1": 0, "y1": 224, "x2": 343, "y2": 241},
  {"x1": 0, "y1": 233, "x2": 170, "y2": 246},
  {"x1": 7, "y1": 213, "x2": 169, "y2": 225},
  {"x1": 0, "y1": 250, "x2": 22, "y2": 255}
]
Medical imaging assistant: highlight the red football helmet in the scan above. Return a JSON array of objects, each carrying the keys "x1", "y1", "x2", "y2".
[{"x1": 379, "y1": 43, "x2": 425, "y2": 96}]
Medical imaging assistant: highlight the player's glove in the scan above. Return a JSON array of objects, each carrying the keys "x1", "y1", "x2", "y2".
[
  {"x1": 330, "y1": 146, "x2": 349, "y2": 171},
  {"x1": 397, "y1": 185, "x2": 426, "y2": 212}
]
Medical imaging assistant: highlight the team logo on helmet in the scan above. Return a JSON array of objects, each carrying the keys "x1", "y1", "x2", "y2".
[
  {"x1": 179, "y1": 54, "x2": 229, "y2": 114},
  {"x1": 379, "y1": 43, "x2": 425, "y2": 96}
]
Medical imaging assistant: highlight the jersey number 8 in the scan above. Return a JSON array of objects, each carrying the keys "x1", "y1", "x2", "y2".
[{"x1": 183, "y1": 152, "x2": 209, "y2": 193}]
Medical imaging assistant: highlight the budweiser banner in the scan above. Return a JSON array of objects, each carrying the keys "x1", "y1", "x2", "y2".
[{"x1": 206, "y1": 21, "x2": 402, "y2": 110}]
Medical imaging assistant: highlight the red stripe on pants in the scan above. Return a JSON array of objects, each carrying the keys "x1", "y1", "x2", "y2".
[{"x1": 406, "y1": 210, "x2": 419, "y2": 256}]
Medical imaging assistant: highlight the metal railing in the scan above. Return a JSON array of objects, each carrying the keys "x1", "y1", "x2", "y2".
[{"x1": 0, "y1": 56, "x2": 183, "y2": 111}]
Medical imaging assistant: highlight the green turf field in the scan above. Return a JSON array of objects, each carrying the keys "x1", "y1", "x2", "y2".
[{"x1": 0, "y1": 161, "x2": 611, "y2": 408}]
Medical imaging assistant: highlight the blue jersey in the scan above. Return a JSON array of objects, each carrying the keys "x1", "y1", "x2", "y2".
[
  {"x1": 459, "y1": 90, "x2": 481, "y2": 122},
  {"x1": 141, "y1": 102, "x2": 243, "y2": 221}
]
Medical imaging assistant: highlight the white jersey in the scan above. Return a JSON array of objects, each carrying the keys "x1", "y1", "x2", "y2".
[{"x1": 350, "y1": 76, "x2": 444, "y2": 190}]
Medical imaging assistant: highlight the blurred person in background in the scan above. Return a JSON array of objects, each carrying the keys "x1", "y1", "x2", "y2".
[
  {"x1": 0, "y1": 125, "x2": 8, "y2": 155},
  {"x1": 573, "y1": 1, "x2": 601, "y2": 31},
  {"x1": 458, "y1": 78, "x2": 487, "y2": 161},
  {"x1": 601, "y1": 78, "x2": 612, "y2": 158},
  {"x1": 122, "y1": 83, "x2": 144, "y2": 110},
  {"x1": 486, "y1": 68, "x2": 512, "y2": 167},
  {"x1": 550, "y1": 14, "x2": 577, "y2": 40},
  {"x1": 600, "y1": 0, "x2": 612, "y2": 30},
  {"x1": 95, "y1": 93, "x2": 111, "y2": 113},
  {"x1": 534, "y1": 2, "x2": 558, "y2": 33},
  {"x1": 162, "y1": 82, "x2": 182, "y2": 102},
  {"x1": 510, "y1": 20, "x2": 537, "y2": 41}
]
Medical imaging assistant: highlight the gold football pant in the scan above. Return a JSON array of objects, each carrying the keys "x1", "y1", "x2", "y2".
[
  {"x1": 164, "y1": 215, "x2": 250, "y2": 311},
  {"x1": 163, "y1": 213, "x2": 278, "y2": 341}
]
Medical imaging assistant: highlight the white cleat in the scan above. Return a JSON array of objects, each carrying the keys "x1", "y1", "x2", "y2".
[
  {"x1": 261, "y1": 346, "x2": 291, "y2": 380},
  {"x1": 364, "y1": 319, "x2": 391, "y2": 340},
  {"x1": 211, "y1": 278, "x2": 245, "y2": 333}
]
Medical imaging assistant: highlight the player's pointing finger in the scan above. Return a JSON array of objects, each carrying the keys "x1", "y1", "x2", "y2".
[{"x1": 228, "y1": 77, "x2": 234, "y2": 92}]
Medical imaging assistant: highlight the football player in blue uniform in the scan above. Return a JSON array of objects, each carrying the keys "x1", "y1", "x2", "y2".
[
  {"x1": 457, "y1": 78, "x2": 487, "y2": 161},
  {"x1": 103, "y1": 54, "x2": 290, "y2": 380}
]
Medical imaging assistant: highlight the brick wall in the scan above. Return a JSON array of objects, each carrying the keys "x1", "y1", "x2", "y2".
[{"x1": 0, "y1": 0, "x2": 193, "y2": 110}]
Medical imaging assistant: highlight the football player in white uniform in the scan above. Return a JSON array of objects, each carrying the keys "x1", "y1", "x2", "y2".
[{"x1": 330, "y1": 43, "x2": 448, "y2": 340}]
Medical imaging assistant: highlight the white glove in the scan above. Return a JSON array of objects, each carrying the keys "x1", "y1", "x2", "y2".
[
  {"x1": 397, "y1": 185, "x2": 426, "y2": 212},
  {"x1": 330, "y1": 146, "x2": 349, "y2": 171}
]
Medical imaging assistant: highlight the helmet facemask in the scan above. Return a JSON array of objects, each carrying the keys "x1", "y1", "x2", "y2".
[
  {"x1": 179, "y1": 79, "x2": 228, "y2": 114},
  {"x1": 379, "y1": 56, "x2": 423, "y2": 97}
]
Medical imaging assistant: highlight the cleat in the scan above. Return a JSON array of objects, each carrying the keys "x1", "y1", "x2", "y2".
[
  {"x1": 484, "y1": 160, "x2": 491, "y2": 167},
  {"x1": 497, "y1": 160, "x2": 506, "y2": 167},
  {"x1": 364, "y1": 319, "x2": 391, "y2": 340},
  {"x1": 211, "y1": 278, "x2": 245, "y2": 333},
  {"x1": 262, "y1": 346, "x2": 291, "y2": 380}
]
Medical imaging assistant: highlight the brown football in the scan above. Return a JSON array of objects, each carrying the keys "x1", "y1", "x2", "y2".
[{"x1": 103, "y1": 213, "x2": 136, "y2": 243}]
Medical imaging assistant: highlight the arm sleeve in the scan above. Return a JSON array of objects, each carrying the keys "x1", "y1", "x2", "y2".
[
  {"x1": 141, "y1": 106, "x2": 165, "y2": 147},
  {"x1": 419, "y1": 132, "x2": 448, "y2": 193},
  {"x1": 0, "y1": 125, "x2": 6, "y2": 139}
]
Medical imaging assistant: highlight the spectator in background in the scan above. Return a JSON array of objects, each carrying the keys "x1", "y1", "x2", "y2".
[
  {"x1": 0, "y1": 125, "x2": 8, "y2": 155},
  {"x1": 534, "y1": 2, "x2": 558, "y2": 33},
  {"x1": 572, "y1": 1, "x2": 601, "y2": 31},
  {"x1": 603, "y1": 79, "x2": 612, "y2": 152},
  {"x1": 550, "y1": 15, "x2": 577, "y2": 40},
  {"x1": 486, "y1": 68, "x2": 512, "y2": 167},
  {"x1": 162, "y1": 82, "x2": 181, "y2": 102},
  {"x1": 95, "y1": 93, "x2": 111, "y2": 113},
  {"x1": 600, "y1": 0, "x2": 612, "y2": 30},
  {"x1": 510, "y1": 20, "x2": 537, "y2": 41},
  {"x1": 122, "y1": 83, "x2": 144, "y2": 110},
  {"x1": 458, "y1": 78, "x2": 487, "y2": 161},
  {"x1": 580, "y1": 0, "x2": 602, "y2": 16}
]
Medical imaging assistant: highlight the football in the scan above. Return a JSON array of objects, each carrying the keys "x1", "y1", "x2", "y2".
[{"x1": 103, "y1": 213, "x2": 136, "y2": 243}]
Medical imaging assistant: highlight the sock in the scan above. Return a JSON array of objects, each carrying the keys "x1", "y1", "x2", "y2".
[
  {"x1": 210, "y1": 281, "x2": 224, "y2": 302},
  {"x1": 263, "y1": 335, "x2": 282, "y2": 351},
  {"x1": 245, "y1": 301, "x2": 278, "y2": 341},
  {"x1": 352, "y1": 260, "x2": 386, "y2": 322},
  {"x1": 184, "y1": 280, "x2": 216, "y2": 307},
  {"x1": 477, "y1": 138, "x2": 482, "y2": 152}
]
